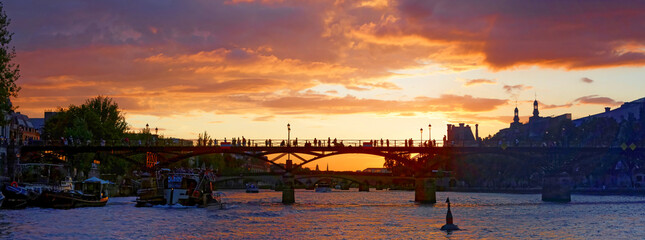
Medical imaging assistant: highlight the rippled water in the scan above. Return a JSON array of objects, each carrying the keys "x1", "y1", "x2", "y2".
[{"x1": 1, "y1": 190, "x2": 644, "y2": 239}]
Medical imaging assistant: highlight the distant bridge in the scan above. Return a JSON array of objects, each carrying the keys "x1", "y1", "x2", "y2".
[{"x1": 212, "y1": 171, "x2": 415, "y2": 189}]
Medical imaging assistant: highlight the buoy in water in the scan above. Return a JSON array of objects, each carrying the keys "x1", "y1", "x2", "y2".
[{"x1": 440, "y1": 197, "x2": 460, "y2": 231}]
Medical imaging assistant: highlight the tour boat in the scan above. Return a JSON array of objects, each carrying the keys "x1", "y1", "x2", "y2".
[
  {"x1": 315, "y1": 183, "x2": 332, "y2": 192},
  {"x1": 245, "y1": 183, "x2": 259, "y2": 193},
  {"x1": 37, "y1": 177, "x2": 112, "y2": 209},
  {"x1": 136, "y1": 169, "x2": 219, "y2": 207},
  {"x1": 38, "y1": 189, "x2": 108, "y2": 209}
]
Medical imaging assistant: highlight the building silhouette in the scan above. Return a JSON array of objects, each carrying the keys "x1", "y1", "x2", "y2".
[
  {"x1": 491, "y1": 99, "x2": 571, "y2": 146},
  {"x1": 573, "y1": 97, "x2": 645, "y2": 126},
  {"x1": 446, "y1": 123, "x2": 478, "y2": 146}
]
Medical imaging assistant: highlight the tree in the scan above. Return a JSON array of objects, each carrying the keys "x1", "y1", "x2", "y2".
[
  {"x1": 44, "y1": 96, "x2": 128, "y2": 141},
  {"x1": 0, "y1": 3, "x2": 20, "y2": 125},
  {"x1": 197, "y1": 131, "x2": 211, "y2": 146}
]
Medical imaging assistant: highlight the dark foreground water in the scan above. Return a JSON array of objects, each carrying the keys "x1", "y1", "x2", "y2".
[{"x1": 1, "y1": 190, "x2": 644, "y2": 239}]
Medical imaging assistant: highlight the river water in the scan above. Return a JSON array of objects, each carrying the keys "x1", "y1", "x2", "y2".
[{"x1": 1, "y1": 190, "x2": 644, "y2": 239}]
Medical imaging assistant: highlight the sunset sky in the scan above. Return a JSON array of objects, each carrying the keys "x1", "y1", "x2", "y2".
[{"x1": 5, "y1": 0, "x2": 645, "y2": 170}]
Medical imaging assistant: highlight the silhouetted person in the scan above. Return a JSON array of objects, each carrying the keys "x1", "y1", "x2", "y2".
[
  {"x1": 328, "y1": 137, "x2": 331, "y2": 147},
  {"x1": 386, "y1": 139, "x2": 389, "y2": 147}
]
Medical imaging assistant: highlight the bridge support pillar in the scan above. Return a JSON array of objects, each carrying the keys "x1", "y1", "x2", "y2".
[
  {"x1": 542, "y1": 172, "x2": 572, "y2": 202},
  {"x1": 359, "y1": 181, "x2": 369, "y2": 192},
  {"x1": 415, "y1": 178, "x2": 436, "y2": 204},
  {"x1": 282, "y1": 173, "x2": 295, "y2": 204}
]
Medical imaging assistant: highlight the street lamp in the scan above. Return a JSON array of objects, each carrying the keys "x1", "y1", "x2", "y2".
[
  {"x1": 428, "y1": 124, "x2": 432, "y2": 145},
  {"x1": 420, "y1": 128, "x2": 423, "y2": 147},
  {"x1": 287, "y1": 123, "x2": 292, "y2": 170}
]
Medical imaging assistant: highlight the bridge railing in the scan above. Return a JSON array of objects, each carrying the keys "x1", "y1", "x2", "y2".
[
  {"x1": 195, "y1": 138, "x2": 447, "y2": 148},
  {"x1": 27, "y1": 138, "x2": 447, "y2": 148},
  {"x1": 23, "y1": 138, "x2": 645, "y2": 149}
]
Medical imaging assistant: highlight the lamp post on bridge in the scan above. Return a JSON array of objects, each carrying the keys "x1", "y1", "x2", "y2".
[
  {"x1": 428, "y1": 124, "x2": 431, "y2": 146},
  {"x1": 287, "y1": 123, "x2": 292, "y2": 169},
  {"x1": 283, "y1": 123, "x2": 295, "y2": 204},
  {"x1": 420, "y1": 128, "x2": 423, "y2": 147}
]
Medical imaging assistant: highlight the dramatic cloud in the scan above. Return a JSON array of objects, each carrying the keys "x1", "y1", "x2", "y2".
[
  {"x1": 394, "y1": 0, "x2": 645, "y2": 70},
  {"x1": 260, "y1": 93, "x2": 507, "y2": 114},
  {"x1": 502, "y1": 84, "x2": 533, "y2": 97},
  {"x1": 464, "y1": 78, "x2": 496, "y2": 86},
  {"x1": 538, "y1": 101, "x2": 573, "y2": 110},
  {"x1": 574, "y1": 95, "x2": 622, "y2": 106},
  {"x1": 581, "y1": 77, "x2": 594, "y2": 84},
  {"x1": 4, "y1": 0, "x2": 642, "y2": 120}
]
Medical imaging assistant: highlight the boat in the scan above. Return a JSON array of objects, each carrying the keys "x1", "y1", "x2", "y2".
[
  {"x1": 315, "y1": 183, "x2": 332, "y2": 193},
  {"x1": 36, "y1": 177, "x2": 112, "y2": 209},
  {"x1": 38, "y1": 190, "x2": 108, "y2": 209},
  {"x1": 245, "y1": 183, "x2": 259, "y2": 193},
  {"x1": 1, "y1": 183, "x2": 36, "y2": 209},
  {"x1": 136, "y1": 169, "x2": 219, "y2": 207}
]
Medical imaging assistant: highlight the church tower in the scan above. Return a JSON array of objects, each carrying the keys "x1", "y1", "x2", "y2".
[
  {"x1": 513, "y1": 106, "x2": 520, "y2": 123},
  {"x1": 511, "y1": 105, "x2": 521, "y2": 128},
  {"x1": 532, "y1": 99, "x2": 539, "y2": 118}
]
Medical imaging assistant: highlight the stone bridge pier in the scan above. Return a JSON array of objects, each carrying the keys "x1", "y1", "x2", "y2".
[
  {"x1": 282, "y1": 160, "x2": 295, "y2": 204},
  {"x1": 359, "y1": 181, "x2": 370, "y2": 192},
  {"x1": 415, "y1": 178, "x2": 436, "y2": 204},
  {"x1": 541, "y1": 172, "x2": 572, "y2": 202}
]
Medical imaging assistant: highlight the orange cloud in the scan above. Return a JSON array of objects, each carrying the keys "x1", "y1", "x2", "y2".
[
  {"x1": 260, "y1": 93, "x2": 507, "y2": 114},
  {"x1": 574, "y1": 95, "x2": 622, "y2": 106},
  {"x1": 464, "y1": 78, "x2": 496, "y2": 86},
  {"x1": 393, "y1": 0, "x2": 645, "y2": 70}
]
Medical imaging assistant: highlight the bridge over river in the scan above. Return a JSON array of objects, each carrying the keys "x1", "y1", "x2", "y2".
[{"x1": 19, "y1": 141, "x2": 645, "y2": 204}]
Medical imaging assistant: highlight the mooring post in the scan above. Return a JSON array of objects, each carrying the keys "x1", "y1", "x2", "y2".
[{"x1": 414, "y1": 177, "x2": 436, "y2": 204}]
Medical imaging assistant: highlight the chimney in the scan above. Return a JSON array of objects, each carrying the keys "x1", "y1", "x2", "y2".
[
  {"x1": 605, "y1": 107, "x2": 611, "y2": 113},
  {"x1": 459, "y1": 123, "x2": 465, "y2": 127}
]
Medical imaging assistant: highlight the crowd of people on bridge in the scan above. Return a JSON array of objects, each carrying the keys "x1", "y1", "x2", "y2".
[
  {"x1": 209, "y1": 137, "x2": 440, "y2": 148},
  {"x1": 37, "y1": 134, "x2": 443, "y2": 148}
]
